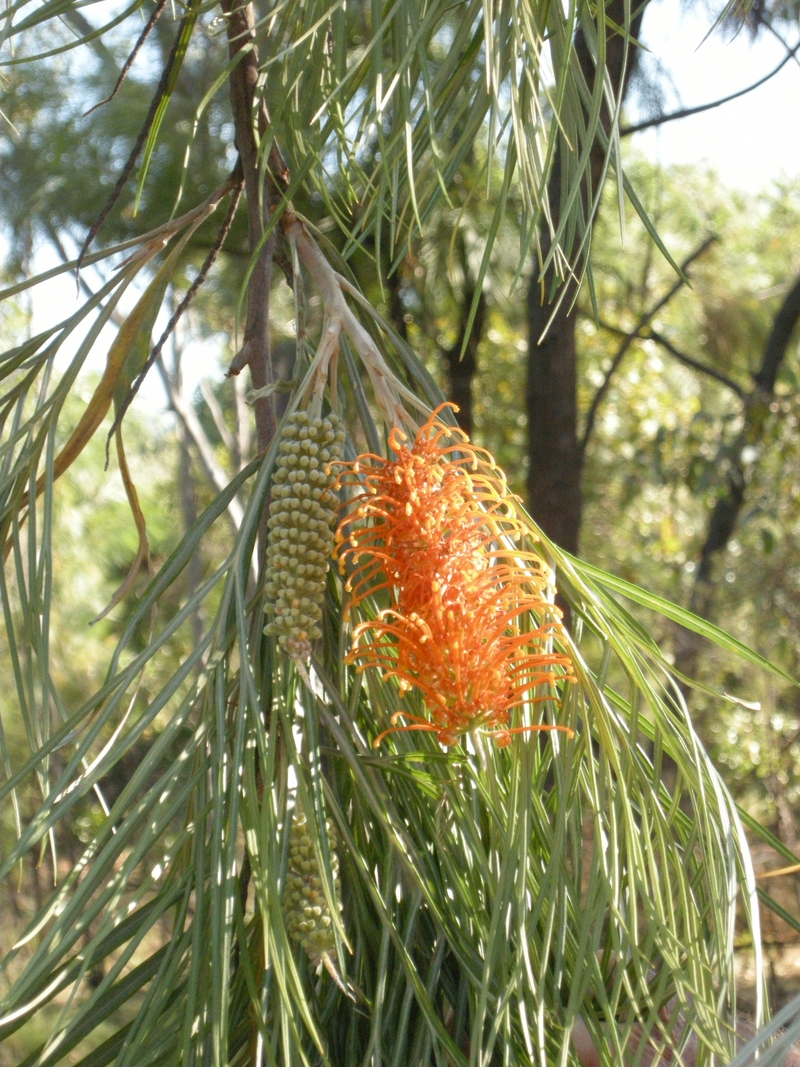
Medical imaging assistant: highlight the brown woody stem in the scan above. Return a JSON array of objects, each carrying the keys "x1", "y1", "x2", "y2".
[{"x1": 221, "y1": 0, "x2": 287, "y2": 455}]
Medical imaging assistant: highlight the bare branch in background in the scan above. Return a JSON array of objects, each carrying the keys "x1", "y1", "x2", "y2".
[
  {"x1": 621, "y1": 38, "x2": 800, "y2": 137},
  {"x1": 756, "y1": 274, "x2": 800, "y2": 392},
  {"x1": 676, "y1": 272, "x2": 800, "y2": 681},
  {"x1": 593, "y1": 318, "x2": 746, "y2": 398},
  {"x1": 83, "y1": 0, "x2": 169, "y2": 117},
  {"x1": 580, "y1": 235, "x2": 718, "y2": 454},
  {"x1": 647, "y1": 328, "x2": 746, "y2": 397},
  {"x1": 76, "y1": 9, "x2": 197, "y2": 273}
]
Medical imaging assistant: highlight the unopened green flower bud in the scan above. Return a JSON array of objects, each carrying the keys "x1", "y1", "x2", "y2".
[
  {"x1": 282, "y1": 805, "x2": 343, "y2": 973},
  {"x1": 264, "y1": 412, "x2": 344, "y2": 661}
]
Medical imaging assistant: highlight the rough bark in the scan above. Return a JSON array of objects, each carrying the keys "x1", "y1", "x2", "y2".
[{"x1": 526, "y1": 5, "x2": 644, "y2": 554}]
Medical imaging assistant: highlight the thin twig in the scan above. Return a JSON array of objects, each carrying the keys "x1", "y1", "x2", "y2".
[
  {"x1": 595, "y1": 320, "x2": 746, "y2": 398},
  {"x1": 83, "y1": 0, "x2": 169, "y2": 117},
  {"x1": 580, "y1": 235, "x2": 717, "y2": 454},
  {"x1": 220, "y1": 0, "x2": 291, "y2": 570},
  {"x1": 760, "y1": 18, "x2": 800, "y2": 71},
  {"x1": 76, "y1": 11, "x2": 193, "y2": 275},
  {"x1": 106, "y1": 175, "x2": 243, "y2": 452},
  {"x1": 648, "y1": 328, "x2": 745, "y2": 397},
  {"x1": 621, "y1": 38, "x2": 800, "y2": 137}
]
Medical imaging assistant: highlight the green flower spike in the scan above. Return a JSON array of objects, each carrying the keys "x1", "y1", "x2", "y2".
[
  {"x1": 282, "y1": 805, "x2": 347, "y2": 991},
  {"x1": 264, "y1": 411, "x2": 345, "y2": 661}
]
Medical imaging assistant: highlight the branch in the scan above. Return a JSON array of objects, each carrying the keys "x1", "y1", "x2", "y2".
[
  {"x1": 579, "y1": 235, "x2": 718, "y2": 454},
  {"x1": 77, "y1": 9, "x2": 195, "y2": 273},
  {"x1": 83, "y1": 0, "x2": 169, "y2": 117},
  {"x1": 595, "y1": 319, "x2": 745, "y2": 398},
  {"x1": 761, "y1": 18, "x2": 800, "y2": 71},
  {"x1": 695, "y1": 271, "x2": 800, "y2": 571},
  {"x1": 621, "y1": 38, "x2": 800, "y2": 137},
  {"x1": 647, "y1": 329, "x2": 746, "y2": 398},
  {"x1": 676, "y1": 269, "x2": 800, "y2": 680},
  {"x1": 756, "y1": 273, "x2": 800, "y2": 392},
  {"x1": 220, "y1": 0, "x2": 289, "y2": 459}
]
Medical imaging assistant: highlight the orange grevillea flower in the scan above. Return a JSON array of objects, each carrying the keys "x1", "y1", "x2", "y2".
[{"x1": 335, "y1": 404, "x2": 575, "y2": 749}]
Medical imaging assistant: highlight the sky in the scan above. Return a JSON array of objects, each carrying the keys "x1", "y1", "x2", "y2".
[{"x1": 630, "y1": 0, "x2": 800, "y2": 192}]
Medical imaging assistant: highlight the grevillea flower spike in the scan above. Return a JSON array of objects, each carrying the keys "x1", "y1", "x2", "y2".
[{"x1": 336, "y1": 405, "x2": 576, "y2": 749}]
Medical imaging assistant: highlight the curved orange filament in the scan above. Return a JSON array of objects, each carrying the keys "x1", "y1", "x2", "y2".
[
  {"x1": 489, "y1": 724, "x2": 576, "y2": 749},
  {"x1": 336, "y1": 404, "x2": 576, "y2": 749},
  {"x1": 372, "y1": 713, "x2": 442, "y2": 748}
]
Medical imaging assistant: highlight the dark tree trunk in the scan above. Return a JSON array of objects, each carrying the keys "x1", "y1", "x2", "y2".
[
  {"x1": 526, "y1": 6, "x2": 644, "y2": 554},
  {"x1": 527, "y1": 268, "x2": 582, "y2": 553},
  {"x1": 443, "y1": 286, "x2": 486, "y2": 440},
  {"x1": 436, "y1": 224, "x2": 488, "y2": 438},
  {"x1": 677, "y1": 273, "x2": 800, "y2": 678}
]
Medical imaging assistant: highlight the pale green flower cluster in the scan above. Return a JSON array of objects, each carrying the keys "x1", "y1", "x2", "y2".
[
  {"x1": 282, "y1": 807, "x2": 342, "y2": 970},
  {"x1": 264, "y1": 411, "x2": 345, "y2": 660}
]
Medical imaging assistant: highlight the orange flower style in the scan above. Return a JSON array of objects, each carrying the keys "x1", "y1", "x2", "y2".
[{"x1": 335, "y1": 405, "x2": 575, "y2": 749}]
